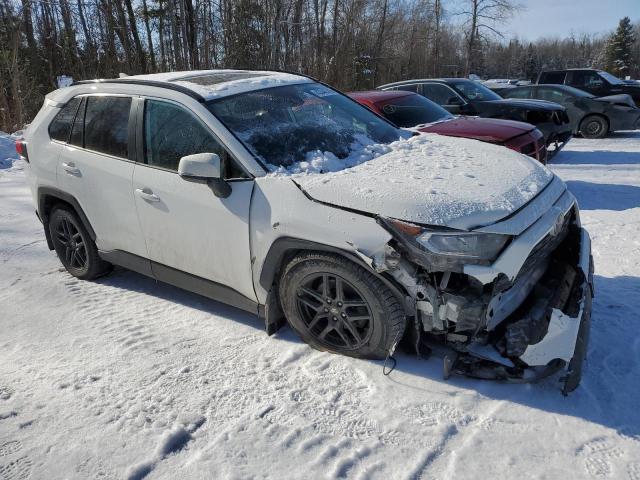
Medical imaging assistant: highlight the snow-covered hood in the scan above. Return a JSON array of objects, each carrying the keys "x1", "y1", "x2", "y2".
[{"x1": 291, "y1": 134, "x2": 554, "y2": 230}]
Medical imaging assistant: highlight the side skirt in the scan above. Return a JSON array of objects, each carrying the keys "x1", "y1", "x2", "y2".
[{"x1": 99, "y1": 250, "x2": 261, "y2": 316}]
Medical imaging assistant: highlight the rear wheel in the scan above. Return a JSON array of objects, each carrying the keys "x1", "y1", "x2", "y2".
[
  {"x1": 49, "y1": 207, "x2": 111, "y2": 280},
  {"x1": 579, "y1": 115, "x2": 608, "y2": 139},
  {"x1": 279, "y1": 253, "x2": 405, "y2": 359}
]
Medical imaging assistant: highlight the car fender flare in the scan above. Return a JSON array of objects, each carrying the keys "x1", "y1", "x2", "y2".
[
  {"x1": 37, "y1": 186, "x2": 97, "y2": 250},
  {"x1": 258, "y1": 237, "x2": 410, "y2": 335}
]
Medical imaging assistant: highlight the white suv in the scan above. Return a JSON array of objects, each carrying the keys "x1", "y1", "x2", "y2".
[{"x1": 21, "y1": 70, "x2": 593, "y2": 393}]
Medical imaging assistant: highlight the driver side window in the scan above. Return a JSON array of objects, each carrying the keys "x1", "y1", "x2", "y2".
[
  {"x1": 572, "y1": 71, "x2": 604, "y2": 88},
  {"x1": 421, "y1": 84, "x2": 461, "y2": 105},
  {"x1": 143, "y1": 100, "x2": 246, "y2": 179}
]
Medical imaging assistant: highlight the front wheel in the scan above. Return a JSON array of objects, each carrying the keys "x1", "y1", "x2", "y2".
[
  {"x1": 279, "y1": 253, "x2": 406, "y2": 359},
  {"x1": 579, "y1": 115, "x2": 608, "y2": 139}
]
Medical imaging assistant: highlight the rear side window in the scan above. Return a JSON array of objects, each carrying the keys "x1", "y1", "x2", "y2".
[
  {"x1": 539, "y1": 72, "x2": 566, "y2": 84},
  {"x1": 422, "y1": 83, "x2": 460, "y2": 105},
  {"x1": 48, "y1": 97, "x2": 81, "y2": 142},
  {"x1": 503, "y1": 87, "x2": 531, "y2": 99},
  {"x1": 393, "y1": 84, "x2": 418, "y2": 93},
  {"x1": 144, "y1": 100, "x2": 227, "y2": 173},
  {"x1": 84, "y1": 96, "x2": 132, "y2": 158},
  {"x1": 537, "y1": 87, "x2": 566, "y2": 103}
]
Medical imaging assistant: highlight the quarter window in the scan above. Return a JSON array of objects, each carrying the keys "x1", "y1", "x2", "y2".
[
  {"x1": 143, "y1": 100, "x2": 240, "y2": 176},
  {"x1": 69, "y1": 97, "x2": 86, "y2": 147},
  {"x1": 540, "y1": 72, "x2": 566, "y2": 84},
  {"x1": 48, "y1": 97, "x2": 81, "y2": 142},
  {"x1": 84, "y1": 96, "x2": 132, "y2": 158}
]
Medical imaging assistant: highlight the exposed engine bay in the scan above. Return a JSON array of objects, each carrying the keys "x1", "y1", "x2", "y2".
[{"x1": 374, "y1": 206, "x2": 593, "y2": 395}]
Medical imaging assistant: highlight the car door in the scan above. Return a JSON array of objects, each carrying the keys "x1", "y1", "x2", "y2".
[
  {"x1": 132, "y1": 97, "x2": 256, "y2": 302},
  {"x1": 56, "y1": 94, "x2": 148, "y2": 257}
]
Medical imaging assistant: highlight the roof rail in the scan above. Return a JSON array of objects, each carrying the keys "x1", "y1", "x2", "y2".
[{"x1": 71, "y1": 78, "x2": 206, "y2": 102}]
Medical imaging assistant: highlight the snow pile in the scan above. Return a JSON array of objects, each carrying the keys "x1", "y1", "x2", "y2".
[
  {"x1": 0, "y1": 131, "x2": 19, "y2": 169},
  {"x1": 291, "y1": 133, "x2": 553, "y2": 229}
]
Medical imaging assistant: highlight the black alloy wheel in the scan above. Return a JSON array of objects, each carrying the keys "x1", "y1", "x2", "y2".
[
  {"x1": 295, "y1": 273, "x2": 373, "y2": 351},
  {"x1": 49, "y1": 207, "x2": 111, "y2": 280},
  {"x1": 279, "y1": 253, "x2": 406, "y2": 359},
  {"x1": 53, "y1": 216, "x2": 88, "y2": 271}
]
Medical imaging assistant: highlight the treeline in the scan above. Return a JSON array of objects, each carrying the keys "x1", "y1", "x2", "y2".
[{"x1": 1, "y1": 0, "x2": 639, "y2": 132}]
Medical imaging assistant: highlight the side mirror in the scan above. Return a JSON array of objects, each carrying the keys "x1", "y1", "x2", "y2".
[
  {"x1": 178, "y1": 153, "x2": 221, "y2": 179},
  {"x1": 447, "y1": 96, "x2": 464, "y2": 106},
  {"x1": 178, "y1": 153, "x2": 231, "y2": 198}
]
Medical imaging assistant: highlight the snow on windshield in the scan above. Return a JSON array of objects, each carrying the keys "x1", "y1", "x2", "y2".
[{"x1": 207, "y1": 83, "x2": 406, "y2": 172}]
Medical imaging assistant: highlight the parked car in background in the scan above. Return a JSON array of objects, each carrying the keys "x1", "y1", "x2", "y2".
[
  {"x1": 537, "y1": 69, "x2": 640, "y2": 107},
  {"x1": 20, "y1": 69, "x2": 593, "y2": 393},
  {"x1": 348, "y1": 90, "x2": 547, "y2": 163},
  {"x1": 495, "y1": 84, "x2": 640, "y2": 139},
  {"x1": 378, "y1": 78, "x2": 572, "y2": 155}
]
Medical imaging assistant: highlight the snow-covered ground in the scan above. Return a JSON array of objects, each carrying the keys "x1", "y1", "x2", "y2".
[{"x1": 1, "y1": 132, "x2": 639, "y2": 480}]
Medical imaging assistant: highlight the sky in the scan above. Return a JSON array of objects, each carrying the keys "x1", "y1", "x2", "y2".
[{"x1": 503, "y1": 0, "x2": 639, "y2": 41}]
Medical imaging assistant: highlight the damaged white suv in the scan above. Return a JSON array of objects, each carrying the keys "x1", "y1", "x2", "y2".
[{"x1": 21, "y1": 70, "x2": 593, "y2": 394}]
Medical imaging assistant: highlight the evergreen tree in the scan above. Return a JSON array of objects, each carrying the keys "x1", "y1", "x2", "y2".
[{"x1": 606, "y1": 17, "x2": 636, "y2": 77}]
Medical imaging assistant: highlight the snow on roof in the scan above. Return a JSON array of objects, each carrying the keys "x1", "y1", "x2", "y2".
[{"x1": 122, "y1": 69, "x2": 313, "y2": 100}]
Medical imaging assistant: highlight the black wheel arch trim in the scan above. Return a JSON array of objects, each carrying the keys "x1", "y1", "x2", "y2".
[
  {"x1": 37, "y1": 186, "x2": 97, "y2": 250},
  {"x1": 258, "y1": 237, "x2": 410, "y2": 315}
]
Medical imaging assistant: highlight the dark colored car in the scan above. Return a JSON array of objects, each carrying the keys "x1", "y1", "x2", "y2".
[
  {"x1": 348, "y1": 90, "x2": 547, "y2": 163},
  {"x1": 377, "y1": 78, "x2": 572, "y2": 154},
  {"x1": 537, "y1": 69, "x2": 640, "y2": 107},
  {"x1": 495, "y1": 84, "x2": 640, "y2": 139}
]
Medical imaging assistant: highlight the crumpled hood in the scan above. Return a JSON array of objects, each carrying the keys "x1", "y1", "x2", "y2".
[
  {"x1": 292, "y1": 134, "x2": 554, "y2": 230},
  {"x1": 594, "y1": 94, "x2": 637, "y2": 108}
]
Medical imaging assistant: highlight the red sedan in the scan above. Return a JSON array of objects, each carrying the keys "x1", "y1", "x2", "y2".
[{"x1": 348, "y1": 90, "x2": 548, "y2": 163}]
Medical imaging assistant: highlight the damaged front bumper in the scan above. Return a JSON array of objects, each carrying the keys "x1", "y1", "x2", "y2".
[
  {"x1": 379, "y1": 181, "x2": 594, "y2": 394},
  {"x1": 519, "y1": 229, "x2": 593, "y2": 394},
  {"x1": 440, "y1": 227, "x2": 593, "y2": 394}
]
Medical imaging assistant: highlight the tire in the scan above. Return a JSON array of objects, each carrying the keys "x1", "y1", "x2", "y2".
[
  {"x1": 579, "y1": 115, "x2": 608, "y2": 139},
  {"x1": 279, "y1": 252, "x2": 406, "y2": 359},
  {"x1": 49, "y1": 206, "x2": 111, "y2": 280}
]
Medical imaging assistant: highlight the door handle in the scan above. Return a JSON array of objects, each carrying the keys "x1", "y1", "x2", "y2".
[
  {"x1": 135, "y1": 188, "x2": 161, "y2": 202},
  {"x1": 61, "y1": 162, "x2": 81, "y2": 176}
]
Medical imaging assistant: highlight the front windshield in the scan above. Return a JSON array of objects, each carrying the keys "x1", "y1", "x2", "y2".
[
  {"x1": 449, "y1": 80, "x2": 502, "y2": 101},
  {"x1": 561, "y1": 85, "x2": 595, "y2": 98},
  {"x1": 207, "y1": 83, "x2": 403, "y2": 170},
  {"x1": 598, "y1": 71, "x2": 624, "y2": 85},
  {"x1": 378, "y1": 94, "x2": 453, "y2": 127}
]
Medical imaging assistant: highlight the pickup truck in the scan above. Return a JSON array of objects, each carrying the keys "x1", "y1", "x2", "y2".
[{"x1": 537, "y1": 69, "x2": 640, "y2": 107}]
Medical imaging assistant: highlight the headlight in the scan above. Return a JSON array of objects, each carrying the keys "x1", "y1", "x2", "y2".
[
  {"x1": 416, "y1": 231, "x2": 509, "y2": 260},
  {"x1": 380, "y1": 217, "x2": 510, "y2": 265}
]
